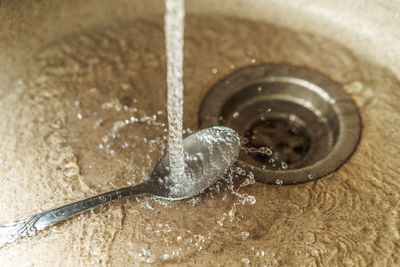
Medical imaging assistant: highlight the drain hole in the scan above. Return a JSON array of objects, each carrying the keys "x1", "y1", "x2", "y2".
[
  {"x1": 244, "y1": 118, "x2": 311, "y2": 168},
  {"x1": 199, "y1": 64, "x2": 361, "y2": 184}
]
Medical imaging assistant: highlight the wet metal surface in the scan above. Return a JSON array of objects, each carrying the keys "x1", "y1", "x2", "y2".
[
  {"x1": 0, "y1": 15, "x2": 399, "y2": 266},
  {"x1": 199, "y1": 64, "x2": 362, "y2": 184}
]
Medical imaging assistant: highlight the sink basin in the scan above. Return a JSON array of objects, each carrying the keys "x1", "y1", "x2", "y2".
[{"x1": 0, "y1": 0, "x2": 399, "y2": 265}]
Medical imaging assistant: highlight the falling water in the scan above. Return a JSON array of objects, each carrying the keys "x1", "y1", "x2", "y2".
[{"x1": 165, "y1": 0, "x2": 185, "y2": 180}]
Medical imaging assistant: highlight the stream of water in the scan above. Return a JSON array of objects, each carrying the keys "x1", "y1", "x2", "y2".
[{"x1": 165, "y1": 0, "x2": 185, "y2": 181}]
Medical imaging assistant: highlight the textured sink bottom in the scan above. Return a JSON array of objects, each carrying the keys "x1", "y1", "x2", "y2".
[{"x1": 0, "y1": 15, "x2": 399, "y2": 266}]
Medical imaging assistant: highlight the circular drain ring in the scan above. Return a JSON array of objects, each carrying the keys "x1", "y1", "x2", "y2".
[{"x1": 199, "y1": 64, "x2": 361, "y2": 184}]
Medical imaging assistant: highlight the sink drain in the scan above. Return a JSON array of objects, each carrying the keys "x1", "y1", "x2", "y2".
[{"x1": 199, "y1": 64, "x2": 361, "y2": 184}]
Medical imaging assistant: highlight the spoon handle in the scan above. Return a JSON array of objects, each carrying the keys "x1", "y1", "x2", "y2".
[{"x1": 0, "y1": 183, "x2": 149, "y2": 247}]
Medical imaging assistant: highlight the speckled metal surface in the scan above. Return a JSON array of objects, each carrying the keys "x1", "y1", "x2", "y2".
[{"x1": 0, "y1": 1, "x2": 399, "y2": 266}]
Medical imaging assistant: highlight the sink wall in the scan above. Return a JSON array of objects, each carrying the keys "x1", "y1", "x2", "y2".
[
  {"x1": 189, "y1": 0, "x2": 400, "y2": 77},
  {"x1": 1, "y1": 0, "x2": 400, "y2": 82}
]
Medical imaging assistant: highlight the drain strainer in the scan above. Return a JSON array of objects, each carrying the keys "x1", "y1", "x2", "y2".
[{"x1": 199, "y1": 64, "x2": 361, "y2": 184}]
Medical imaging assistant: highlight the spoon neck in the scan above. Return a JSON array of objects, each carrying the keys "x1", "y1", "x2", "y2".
[{"x1": 116, "y1": 182, "x2": 153, "y2": 198}]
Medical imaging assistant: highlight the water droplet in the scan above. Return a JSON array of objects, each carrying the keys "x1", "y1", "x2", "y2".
[
  {"x1": 281, "y1": 162, "x2": 288, "y2": 169},
  {"x1": 256, "y1": 250, "x2": 265, "y2": 257},
  {"x1": 242, "y1": 257, "x2": 250, "y2": 264},
  {"x1": 251, "y1": 58, "x2": 256, "y2": 63},
  {"x1": 259, "y1": 147, "x2": 272, "y2": 156},
  {"x1": 246, "y1": 196, "x2": 256, "y2": 205},
  {"x1": 77, "y1": 113, "x2": 83, "y2": 120},
  {"x1": 275, "y1": 179, "x2": 283, "y2": 185},
  {"x1": 308, "y1": 174, "x2": 314, "y2": 180},
  {"x1": 211, "y1": 68, "x2": 218, "y2": 74},
  {"x1": 239, "y1": 169, "x2": 246, "y2": 176},
  {"x1": 93, "y1": 118, "x2": 103, "y2": 129},
  {"x1": 130, "y1": 116, "x2": 138, "y2": 123},
  {"x1": 257, "y1": 86, "x2": 262, "y2": 92},
  {"x1": 241, "y1": 231, "x2": 249, "y2": 240},
  {"x1": 232, "y1": 112, "x2": 239, "y2": 118},
  {"x1": 122, "y1": 142, "x2": 129, "y2": 148}
]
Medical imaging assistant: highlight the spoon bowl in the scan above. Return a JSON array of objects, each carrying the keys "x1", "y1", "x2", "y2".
[
  {"x1": 0, "y1": 126, "x2": 240, "y2": 247},
  {"x1": 150, "y1": 126, "x2": 241, "y2": 199}
]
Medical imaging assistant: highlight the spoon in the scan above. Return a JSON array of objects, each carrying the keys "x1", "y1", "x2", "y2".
[{"x1": 0, "y1": 126, "x2": 240, "y2": 247}]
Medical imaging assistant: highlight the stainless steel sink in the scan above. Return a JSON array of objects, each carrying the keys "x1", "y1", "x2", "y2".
[{"x1": 0, "y1": 0, "x2": 399, "y2": 266}]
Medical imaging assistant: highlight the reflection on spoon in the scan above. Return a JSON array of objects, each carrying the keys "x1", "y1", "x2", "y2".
[{"x1": 0, "y1": 126, "x2": 240, "y2": 247}]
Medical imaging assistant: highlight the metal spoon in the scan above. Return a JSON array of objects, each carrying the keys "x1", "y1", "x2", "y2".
[{"x1": 0, "y1": 126, "x2": 240, "y2": 247}]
